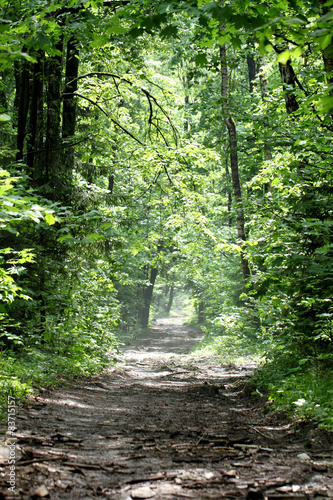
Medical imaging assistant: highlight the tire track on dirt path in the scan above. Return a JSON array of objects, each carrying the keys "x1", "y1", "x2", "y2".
[{"x1": 2, "y1": 318, "x2": 333, "y2": 499}]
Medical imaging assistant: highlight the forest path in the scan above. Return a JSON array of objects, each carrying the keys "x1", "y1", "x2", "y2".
[{"x1": 3, "y1": 319, "x2": 333, "y2": 499}]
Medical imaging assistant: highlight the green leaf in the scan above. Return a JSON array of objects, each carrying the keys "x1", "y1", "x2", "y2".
[
  {"x1": 91, "y1": 34, "x2": 110, "y2": 47},
  {"x1": 44, "y1": 213, "x2": 56, "y2": 225},
  {"x1": 21, "y1": 53, "x2": 37, "y2": 64},
  {"x1": 0, "y1": 113, "x2": 11, "y2": 122},
  {"x1": 57, "y1": 235, "x2": 77, "y2": 244},
  {"x1": 277, "y1": 50, "x2": 290, "y2": 65},
  {"x1": 160, "y1": 25, "x2": 178, "y2": 38},
  {"x1": 290, "y1": 47, "x2": 302, "y2": 58},
  {"x1": 195, "y1": 53, "x2": 208, "y2": 67},
  {"x1": 318, "y1": 10, "x2": 333, "y2": 23},
  {"x1": 286, "y1": 18, "x2": 307, "y2": 25},
  {"x1": 317, "y1": 96, "x2": 333, "y2": 114},
  {"x1": 107, "y1": 26, "x2": 127, "y2": 35},
  {"x1": 320, "y1": 34, "x2": 332, "y2": 51}
]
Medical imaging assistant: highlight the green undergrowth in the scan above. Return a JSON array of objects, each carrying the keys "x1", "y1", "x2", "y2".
[
  {"x1": 116, "y1": 326, "x2": 151, "y2": 346},
  {"x1": 0, "y1": 342, "x2": 118, "y2": 420},
  {"x1": 193, "y1": 322, "x2": 333, "y2": 430},
  {"x1": 192, "y1": 328, "x2": 267, "y2": 365},
  {"x1": 252, "y1": 347, "x2": 333, "y2": 430}
]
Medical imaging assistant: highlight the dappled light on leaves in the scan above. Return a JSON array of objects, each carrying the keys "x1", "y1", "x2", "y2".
[{"x1": 0, "y1": 0, "x2": 333, "y2": 484}]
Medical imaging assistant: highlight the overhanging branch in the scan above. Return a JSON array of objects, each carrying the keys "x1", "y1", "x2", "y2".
[{"x1": 62, "y1": 92, "x2": 145, "y2": 145}]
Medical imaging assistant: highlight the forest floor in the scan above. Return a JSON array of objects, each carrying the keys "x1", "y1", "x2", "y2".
[{"x1": 1, "y1": 318, "x2": 333, "y2": 499}]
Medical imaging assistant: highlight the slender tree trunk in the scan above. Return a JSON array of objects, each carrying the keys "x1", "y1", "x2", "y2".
[
  {"x1": 108, "y1": 174, "x2": 114, "y2": 193},
  {"x1": 225, "y1": 157, "x2": 232, "y2": 226},
  {"x1": 258, "y1": 57, "x2": 272, "y2": 191},
  {"x1": 13, "y1": 61, "x2": 21, "y2": 112},
  {"x1": 16, "y1": 62, "x2": 30, "y2": 161},
  {"x1": 258, "y1": 58, "x2": 268, "y2": 102},
  {"x1": 220, "y1": 43, "x2": 250, "y2": 280},
  {"x1": 0, "y1": 72, "x2": 9, "y2": 152},
  {"x1": 165, "y1": 286, "x2": 174, "y2": 316},
  {"x1": 62, "y1": 37, "x2": 80, "y2": 175},
  {"x1": 0, "y1": 72, "x2": 7, "y2": 110},
  {"x1": 322, "y1": 48, "x2": 333, "y2": 93},
  {"x1": 246, "y1": 53, "x2": 256, "y2": 93},
  {"x1": 198, "y1": 300, "x2": 205, "y2": 324},
  {"x1": 26, "y1": 56, "x2": 43, "y2": 178},
  {"x1": 140, "y1": 267, "x2": 158, "y2": 328},
  {"x1": 45, "y1": 40, "x2": 63, "y2": 192},
  {"x1": 278, "y1": 60, "x2": 299, "y2": 114},
  {"x1": 184, "y1": 94, "x2": 189, "y2": 132},
  {"x1": 221, "y1": 46, "x2": 233, "y2": 227},
  {"x1": 39, "y1": 270, "x2": 46, "y2": 340},
  {"x1": 181, "y1": 59, "x2": 193, "y2": 133},
  {"x1": 319, "y1": 0, "x2": 333, "y2": 94}
]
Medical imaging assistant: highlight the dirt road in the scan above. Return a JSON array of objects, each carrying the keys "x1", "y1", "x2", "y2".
[{"x1": 1, "y1": 319, "x2": 333, "y2": 499}]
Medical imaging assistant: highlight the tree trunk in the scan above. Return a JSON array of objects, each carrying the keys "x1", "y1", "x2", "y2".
[
  {"x1": 108, "y1": 174, "x2": 114, "y2": 193},
  {"x1": 322, "y1": 47, "x2": 333, "y2": 93},
  {"x1": 246, "y1": 53, "x2": 256, "y2": 93},
  {"x1": 181, "y1": 59, "x2": 192, "y2": 132},
  {"x1": 62, "y1": 37, "x2": 80, "y2": 175},
  {"x1": 258, "y1": 57, "x2": 268, "y2": 101},
  {"x1": 220, "y1": 43, "x2": 250, "y2": 280},
  {"x1": 26, "y1": 56, "x2": 43, "y2": 178},
  {"x1": 319, "y1": 0, "x2": 333, "y2": 94},
  {"x1": 278, "y1": 60, "x2": 299, "y2": 114},
  {"x1": 16, "y1": 62, "x2": 30, "y2": 161},
  {"x1": 258, "y1": 57, "x2": 272, "y2": 191},
  {"x1": 165, "y1": 286, "x2": 174, "y2": 316},
  {"x1": 0, "y1": 72, "x2": 8, "y2": 110},
  {"x1": 198, "y1": 300, "x2": 205, "y2": 324},
  {"x1": 45, "y1": 40, "x2": 63, "y2": 193},
  {"x1": 184, "y1": 94, "x2": 189, "y2": 132},
  {"x1": 140, "y1": 267, "x2": 158, "y2": 328}
]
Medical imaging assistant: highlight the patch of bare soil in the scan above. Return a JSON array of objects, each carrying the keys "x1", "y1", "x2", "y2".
[{"x1": 1, "y1": 318, "x2": 333, "y2": 499}]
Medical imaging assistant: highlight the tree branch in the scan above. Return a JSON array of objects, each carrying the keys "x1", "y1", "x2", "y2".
[
  {"x1": 63, "y1": 92, "x2": 109, "y2": 116},
  {"x1": 62, "y1": 92, "x2": 145, "y2": 145},
  {"x1": 63, "y1": 73, "x2": 179, "y2": 146},
  {"x1": 22, "y1": 134, "x2": 93, "y2": 157},
  {"x1": 63, "y1": 72, "x2": 132, "y2": 90}
]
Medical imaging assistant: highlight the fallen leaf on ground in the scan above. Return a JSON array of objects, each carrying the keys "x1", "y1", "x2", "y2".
[
  {"x1": 297, "y1": 453, "x2": 311, "y2": 461},
  {"x1": 34, "y1": 485, "x2": 49, "y2": 497},
  {"x1": 224, "y1": 469, "x2": 237, "y2": 477},
  {"x1": 0, "y1": 445, "x2": 9, "y2": 464},
  {"x1": 131, "y1": 486, "x2": 156, "y2": 498}
]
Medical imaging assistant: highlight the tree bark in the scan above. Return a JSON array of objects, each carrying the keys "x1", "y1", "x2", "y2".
[
  {"x1": 0, "y1": 72, "x2": 8, "y2": 110},
  {"x1": 184, "y1": 94, "x2": 189, "y2": 132},
  {"x1": 62, "y1": 39, "x2": 79, "y2": 138},
  {"x1": 26, "y1": 55, "x2": 43, "y2": 178},
  {"x1": 165, "y1": 286, "x2": 174, "y2": 315},
  {"x1": 45, "y1": 40, "x2": 64, "y2": 193},
  {"x1": 198, "y1": 300, "x2": 205, "y2": 324},
  {"x1": 319, "y1": 0, "x2": 333, "y2": 94},
  {"x1": 258, "y1": 57, "x2": 272, "y2": 191},
  {"x1": 16, "y1": 62, "x2": 30, "y2": 161},
  {"x1": 140, "y1": 267, "x2": 158, "y2": 328},
  {"x1": 258, "y1": 57, "x2": 268, "y2": 102},
  {"x1": 278, "y1": 60, "x2": 299, "y2": 114},
  {"x1": 246, "y1": 53, "x2": 256, "y2": 93},
  {"x1": 62, "y1": 37, "x2": 80, "y2": 175},
  {"x1": 225, "y1": 157, "x2": 232, "y2": 226},
  {"x1": 220, "y1": 43, "x2": 250, "y2": 280}
]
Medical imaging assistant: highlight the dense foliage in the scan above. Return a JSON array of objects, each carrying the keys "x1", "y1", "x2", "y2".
[{"x1": 0, "y1": 0, "x2": 332, "y2": 426}]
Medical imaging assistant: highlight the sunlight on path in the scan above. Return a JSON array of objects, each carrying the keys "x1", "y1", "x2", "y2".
[
  {"x1": 120, "y1": 318, "x2": 203, "y2": 358},
  {"x1": 8, "y1": 319, "x2": 333, "y2": 499}
]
